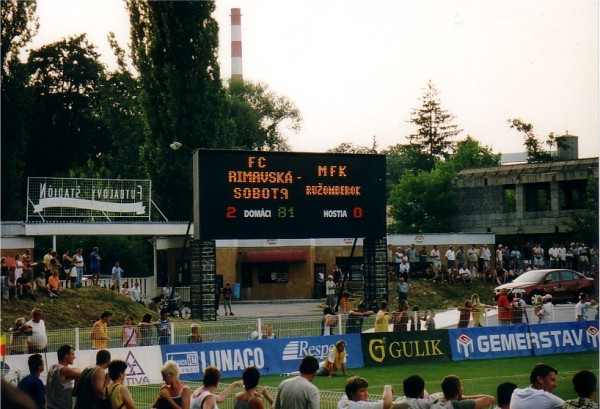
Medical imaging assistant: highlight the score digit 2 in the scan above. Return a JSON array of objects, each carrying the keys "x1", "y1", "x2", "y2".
[
  {"x1": 353, "y1": 207, "x2": 363, "y2": 218},
  {"x1": 226, "y1": 206, "x2": 237, "y2": 218}
]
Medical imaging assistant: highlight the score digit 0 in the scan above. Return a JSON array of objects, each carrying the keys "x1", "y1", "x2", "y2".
[{"x1": 353, "y1": 207, "x2": 363, "y2": 218}]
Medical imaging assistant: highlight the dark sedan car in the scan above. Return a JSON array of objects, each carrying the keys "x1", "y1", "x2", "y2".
[{"x1": 493, "y1": 269, "x2": 595, "y2": 304}]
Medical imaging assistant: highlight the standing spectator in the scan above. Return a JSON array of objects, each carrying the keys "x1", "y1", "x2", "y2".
[
  {"x1": 129, "y1": 281, "x2": 143, "y2": 305},
  {"x1": 18, "y1": 353, "x2": 46, "y2": 409},
  {"x1": 406, "y1": 244, "x2": 418, "y2": 273},
  {"x1": 111, "y1": 261, "x2": 124, "y2": 294},
  {"x1": 73, "y1": 248, "x2": 85, "y2": 288},
  {"x1": 333, "y1": 265, "x2": 343, "y2": 285},
  {"x1": 274, "y1": 355, "x2": 320, "y2": 409},
  {"x1": 558, "y1": 243, "x2": 567, "y2": 269},
  {"x1": 575, "y1": 293, "x2": 596, "y2": 321},
  {"x1": 567, "y1": 243, "x2": 578, "y2": 271},
  {"x1": 496, "y1": 289, "x2": 512, "y2": 326},
  {"x1": 523, "y1": 241, "x2": 533, "y2": 270},
  {"x1": 162, "y1": 280, "x2": 173, "y2": 300},
  {"x1": 398, "y1": 259, "x2": 411, "y2": 282},
  {"x1": 394, "y1": 248, "x2": 404, "y2": 276},
  {"x1": 410, "y1": 306, "x2": 424, "y2": 331},
  {"x1": 62, "y1": 250, "x2": 75, "y2": 289},
  {"x1": 91, "y1": 311, "x2": 113, "y2": 349},
  {"x1": 105, "y1": 360, "x2": 136, "y2": 409},
  {"x1": 46, "y1": 344, "x2": 81, "y2": 409},
  {"x1": 337, "y1": 376, "x2": 393, "y2": 409},
  {"x1": 42, "y1": 248, "x2": 54, "y2": 273},
  {"x1": 456, "y1": 246, "x2": 466, "y2": 271},
  {"x1": 90, "y1": 247, "x2": 101, "y2": 286},
  {"x1": 510, "y1": 245, "x2": 522, "y2": 274},
  {"x1": 467, "y1": 245, "x2": 479, "y2": 272},
  {"x1": 392, "y1": 301, "x2": 409, "y2": 332},
  {"x1": 537, "y1": 294, "x2": 555, "y2": 323},
  {"x1": 325, "y1": 275, "x2": 336, "y2": 310},
  {"x1": 9, "y1": 317, "x2": 29, "y2": 355},
  {"x1": 430, "y1": 246, "x2": 441, "y2": 278},
  {"x1": 396, "y1": 277, "x2": 409, "y2": 308},
  {"x1": 471, "y1": 294, "x2": 494, "y2": 327},
  {"x1": 549, "y1": 244, "x2": 560, "y2": 269},
  {"x1": 157, "y1": 309, "x2": 171, "y2": 345},
  {"x1": 495, "y1": 382, "x2": 517, "y2": 409},
  {"x1": 345, "y1": 302, "x2": 374, "y2": 334},
  {"x1": 25, "y1": 308, "x2": 48, "y2": 353},
  {"x1": 321, "y1": 307, "x2": 337, "y2": 336},
  {"x1": 481, "y1": 244, "x2": 491, "y2": 272},
  {"x1": 510, "y1": 363, "x2": 564, "y2": 408},
  {"x1": 153, "y1": 361, "x2": 191, "y2": 409},
  {"x1": 419, "y1": 246, "x2": 429, "y2": 274},
  {"x1": 426, "y1": 309, "x2": 436, "y2": 331},
  {"x1": 122, "y1": 316, "x2": 140, "y2": 347},
  {"x1": 73, "y1": 349, "x2": 111, "y2": 409},
  {"x1": 190, "y1": 366, "x2": 241, "y2": 409},
  {"x1": 579, "y1": 243, "x2": 590, "y2": 274},
  {"x1": 375, "y1": 301, "x2": 390, "y2": 332},
  {"x1": 139, "y1": 313, "x2": 157, "y2": 346},
  {"x1": 430, "y1": 375, "x2": 495, "y2": 409},
  {"x1": 188, "y1": 324, "x2": 203, "y2": 343},
  {"x1": 533, "y1": 243, "x2": 544, "y2": 268},
  {"x1": 316, "y1": 340, "x2": 348, "y2": 377},
  {"x1": 234, "y1": 366, "x2": 274, "y2": 409},
  {"x1": 496, "y1": 245, "x2": 504, "y2": 269},
  {"x1": 317, "y1": 269, "x2": 325, "y2": 298},
  {"x1": 563, "y1": 370, "x2": 598, "y2": 409},
  {"x1": 222, "y1": 282, "x2": 234, "y2": 316},
  {"x1": 511, "y1": 292, "x2": 529, "y2": 325},
  {"x1": 590, "y1": 245, "x2": 598, "y2": 274},
  {"x1": 445, "y1": 246, "x2": 456, "y2": 276},
  {"x1": 456, "y1": 300, "x2": 472, "y2": 328},
  {"x1": 215, "y1": 284, "x2": 221, "y2": 314}
]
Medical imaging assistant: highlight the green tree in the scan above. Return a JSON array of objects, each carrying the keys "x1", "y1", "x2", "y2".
[
  {"x1": 407, "y1": 80, "x2": 462, "y2": 170},
  {"x1": 382, "y1": 143, "x2": 432, "y2": 198},
  {"x1": 1, "y1": 0, "x2": 38, "y2": 219},
  {"x1": 26, "y1": 34, "x2": 107, "y2": 178},
  {"x1": 227, "y1": 80, "x2": 301, "y2": 151},
  {"x1": 507, "y1": 118, "x2": 557, "y2": 163},
  {"x1": 388, "y1": 168, "x2": 455, "y2": 233},
  {"x1": 327, "y1": 136, "x2": 378, "y2": 154},
  {"x1": 128, "y1": 0, "x2": 230, "y2": 220},
  {"x1": 436, "y1": 136, "x2": 501, "y2": 174}
]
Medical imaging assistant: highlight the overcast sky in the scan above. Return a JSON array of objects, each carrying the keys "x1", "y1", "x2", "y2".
[{"x1": 30, "y1": 0, "x2": 599, "y2": 158}]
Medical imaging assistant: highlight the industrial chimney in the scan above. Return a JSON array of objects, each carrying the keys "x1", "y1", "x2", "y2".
[{"x1": 230, "y1": 8, "x2": 243, "y2": 82}]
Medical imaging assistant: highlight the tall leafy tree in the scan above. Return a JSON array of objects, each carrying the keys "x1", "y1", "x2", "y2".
[
  {"x1": 227, "y1": 80, "x2": 300, "y2": 151},
  {"x1": 128, "y1": 0, "x2": 230, "y2": 220},
  {"x1": 1, "y1": 0, "x2": 38, "y2": 219},
  {"x1": 407, "y1": 80, "x2": 462, "y2": 171},
  {"x1": 507, "y1": 118, "x2": 556, "y2": 163},
  {"x1": 26, "y1": 34, "x2": 107, "y2": 178},
  {"x1": 327, "y1": 136, "x2": 378, "y2": 154},
  {"x1": 436, "y1": 136, "x2": 501, "y2": 174}
]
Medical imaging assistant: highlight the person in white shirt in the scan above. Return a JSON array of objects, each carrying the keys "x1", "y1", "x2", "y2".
[
  {"x1": 510, "y1": 363, "x2": 564, "y2": 409},
  {"x1": 537, "y1": 294, "x2": 554, "y2": 323},
  {"x1": 445, "y1": 247, "x2": 456, "y2": 273},
  {"x1": 129, "y1": 281, "x2": 144, "y2": 305},
  {"x1": 430, "y1": 246, "x2": 441, "y2": 276},
  {"x1": 337, "y1": 376, "x2": 392, "y2": 409},
  {"x1": 458, "y1": 263, "x2": 472, "y2": 285},
  {"x1": 548, "y1": 244, "x2": 560, "y2": 269},
  {"x1": 24, "y1": 308, "x2": 48, "y2": 353},
  {"x1": 575, "y1": 292, "x2": 596, "y2": 321}
]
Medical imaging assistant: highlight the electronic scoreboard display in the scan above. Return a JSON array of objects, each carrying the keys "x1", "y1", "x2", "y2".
[{"x1": 194, "y1": 150, "x2": 386, "y2": 240}]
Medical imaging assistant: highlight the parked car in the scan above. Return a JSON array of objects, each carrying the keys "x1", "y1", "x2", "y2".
[{"x1": 493, "y1": 269, "x2": 595, "y2": 304}]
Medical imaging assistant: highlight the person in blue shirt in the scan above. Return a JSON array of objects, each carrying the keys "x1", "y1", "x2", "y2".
[{"x1": 18, "y1": 353, "x2": 46, "y2": 409}]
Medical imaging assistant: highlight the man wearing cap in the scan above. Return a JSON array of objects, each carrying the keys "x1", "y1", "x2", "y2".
[
  {"x1": 537, "y1": 295, "x2": 554, "y2": 323},
  {"x1": 326, "y1": 274, "x2": 336, "y2": 309},
  {"x1": 510, "y1": 363, "x2": 564, "y2": 409}
]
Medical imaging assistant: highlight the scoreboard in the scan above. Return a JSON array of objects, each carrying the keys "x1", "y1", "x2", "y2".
[{"x1": 194, "y1": 150, "x2": 386, "y2": 239}]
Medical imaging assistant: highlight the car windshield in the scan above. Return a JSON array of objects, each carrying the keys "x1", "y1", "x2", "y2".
[{"x1": 513, "y1": 270, "x2": 549, "y2": 283}]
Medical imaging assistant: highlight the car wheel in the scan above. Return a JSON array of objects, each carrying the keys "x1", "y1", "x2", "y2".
[{"x1": 180, "y1": 306, "x2": 192, "y2": 319}]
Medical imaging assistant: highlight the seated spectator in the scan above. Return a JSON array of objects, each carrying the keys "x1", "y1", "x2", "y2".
[
  {"x1": 510, "y1": 363, "x2": 564, "y2": 408},
  {"x1": 393, "y1": 374, "x2": 431, "y2": 408},
  {"x1": 120, "y1": 281, "x2": 129, "y2": 296},
  {"x1": 47, "y1": 270, "x2": 62, "y2": 297},
  {"x1": 562, "y1": 370, "x2": 597, "y2": 409},
  {"x1": 430, "y1": 375, "x2": 494, "y2": 409},
  {"x1": 129, "y1": 281, "x2": 144, "y2": 305},
  {"x1": 458, "y1": 264, "x2": 472, "y2": 286},
  {"x1": 495, "y1": 382, "x2": 517, "y2": 409},
  {"x1": 338, "y1": 376, "x2": 393, "y2": 409},
  {"x1": 17, "y1": 270, "x2": 34, "y2": 299}
]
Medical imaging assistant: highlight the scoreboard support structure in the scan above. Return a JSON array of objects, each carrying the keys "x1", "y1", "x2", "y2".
[{"x1": 363, "y1": 237, "x2": 389, "y2": 311}]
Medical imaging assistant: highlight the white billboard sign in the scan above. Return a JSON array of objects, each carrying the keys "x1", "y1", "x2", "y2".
[{"x1": 27, "y1": 177, "x2": 151, "y2": 221}]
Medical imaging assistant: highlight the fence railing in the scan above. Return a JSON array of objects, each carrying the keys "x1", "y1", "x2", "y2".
[
  {"x1": 2, "y1": 305, "x2": 580, "y2": 355},
  {"x1": 129, "y1": 383, "x2": 344, "y2": 409}
]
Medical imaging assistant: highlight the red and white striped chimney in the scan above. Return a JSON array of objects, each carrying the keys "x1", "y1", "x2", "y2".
[{"x1": 230, "y1": 8, "x2": 243, "y2": 81}]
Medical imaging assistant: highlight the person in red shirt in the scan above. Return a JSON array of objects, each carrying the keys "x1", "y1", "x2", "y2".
[{"x1": 497, "y1": 288, "x2": 511, "y2": 325}]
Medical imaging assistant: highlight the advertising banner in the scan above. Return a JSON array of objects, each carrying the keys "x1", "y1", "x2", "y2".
[
  {"x1": 450, "y1": 321, "x2": 599, "y2": 361},
  {"x1": 160, "y1": 334, "x2": 363, "y2": 380},
  {"x1": 360, "y1": 330, "x2": 451, "y2": 367}
]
